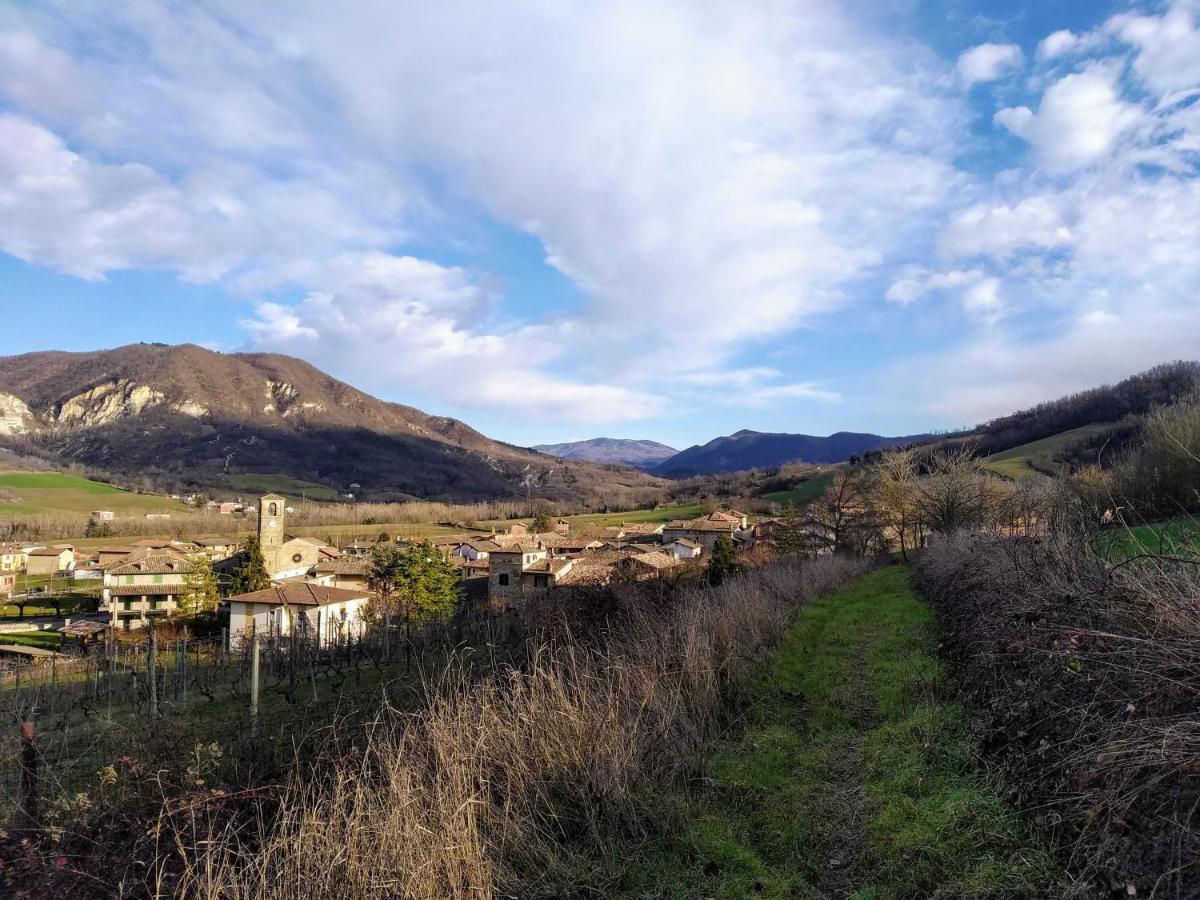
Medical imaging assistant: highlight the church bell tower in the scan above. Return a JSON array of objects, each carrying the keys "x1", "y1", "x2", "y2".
[{"x1": 258, "y1": 494, "x2": 286, "y2": 577}]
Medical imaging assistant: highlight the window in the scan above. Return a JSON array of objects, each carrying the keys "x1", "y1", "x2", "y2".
[
  {"x1": 498, "y1": 573, "x2": 510, "y2": 586},
  {"x1": 533, "y1": 575, "x2": 548, "y2": 588},
  {"x1": 292, "y1": 553, "x2": 303, "y2": 564}
]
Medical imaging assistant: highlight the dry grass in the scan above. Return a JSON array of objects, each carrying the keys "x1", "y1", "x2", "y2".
[
  {"x1": 915, "y1": 530, "x2": 1200, "y2": 896},
  {"x1": 161, "y1": 557, "x2": 865, "y2": 899}
]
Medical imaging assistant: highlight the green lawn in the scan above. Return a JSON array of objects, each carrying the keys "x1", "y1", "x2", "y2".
[
  {"x1": 761, "y1": 470, "x2": 836, "y2": 506},
  {"x1": 984, "y1": 424, "x2": 1111, "y2": 480},
  {"x1": 560, "y1": 504, "x2": 707, "y2": 529},
  {"x1": 0, "y1": 471, "x2": 182, "y2": 518},
  {"x1": 0, "y1": 631, "x2": 63, "y2": 649},
  {"x1": 1095, "y1": 518, "x2": 1200, "y2": 561},
  {"x1": 613, "y1": 567, "x2": 1058, "y2": 898}
]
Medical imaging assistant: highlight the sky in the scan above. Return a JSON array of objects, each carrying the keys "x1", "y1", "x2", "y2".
[{"x1": 1, "y1": 0, "x2": 1198, "y2": 450}]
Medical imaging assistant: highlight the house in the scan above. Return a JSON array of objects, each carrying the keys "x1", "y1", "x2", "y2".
[
  {"x1": 603, "y1": 523, "x2": 666, "y2": 541},
  {"x1": 616, "y1": 550, "x2": 682, "y2": 579},
  {"x1": 553, "y1": 518, "x2": 572, "y2": 534},
  {"x1": 661, "y1": 512, "x2": 754, "y2": 552},
  {"x1": 313, "y1": 556, "x2": 371, "y2": 591},
  {"x1": 663, "y1": 537, "x2": 703, "y2": 560},
  {"x1": 451, "y1": 539, "x2": 502, "y2": 561},
  {"x1": 226, "y1": 582, "x2": 371, "y2": 649},
  {"x1": 487, "y1": 540, "x2": 548, "y2": 606},
  {"x1": 0, "y1": 572, "x2": 15, "y2": 596},
  {"x1": 97, "y1": 546, "x2": 136, "y2": 567},
  {"x1": 25, "y1": 545, "x2": 75, "y2": 575},
  {"x1": 101, "y1": 550, "x2": 193, "y2": 629},
  {"x1": 340, "y1": 542, "x2": 374, "y2": 558},
  {"x1": 192, "y1": 537, "x2": 238, "y2": 560},
  {"x1": 91, "y1": 509, "x2": 115, "y2": 520},
  {"x1": 218, "y1": 502, "x2": 241, "y2": 515},
  {"x1": 0, "y1": 543, "x2": 25, "y2": 572}
]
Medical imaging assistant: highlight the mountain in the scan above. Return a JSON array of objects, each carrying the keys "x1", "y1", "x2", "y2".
[
  {"x1": 532, "y1": 437, "x2": 678, "y2": 469},
  {"x1": 0, "y1": 343, "x2": 661, "y2": 502},
  {"x1": 654, "y1": 429, "x2": 934, "y2": 477}
]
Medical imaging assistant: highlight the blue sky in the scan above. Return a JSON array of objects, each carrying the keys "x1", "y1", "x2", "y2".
[{"x1": 1, "y1": 1, "x2": 1198, "y2": 450}]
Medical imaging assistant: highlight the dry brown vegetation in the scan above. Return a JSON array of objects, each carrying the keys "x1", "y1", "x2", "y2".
[
  {"x1": 162, "y1": 556, "x2": 868, "y2": 899},
  {"x1": 916, "y1": 530, "x2": 1200, "y2": 896}
]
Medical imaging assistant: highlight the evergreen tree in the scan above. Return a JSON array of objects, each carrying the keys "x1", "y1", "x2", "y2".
[
  {"x1": 230, "y1": 534, "x2": 271, "y2": 594},
  {"x1": 769, "y1": 503, "x2": 817, "y2": 557},
  {"x1": 398, "y1": 541, "x2": 461, "y2": 624},
  {"x1": 530, "y1": 511, "x2": 553, "y2": 534},
  {"x1": 706, "y1": 534, "x2": 742, "y2": 586},
  {"x1": 182, "y1": 552, "x2": 220, "y2": 615}
]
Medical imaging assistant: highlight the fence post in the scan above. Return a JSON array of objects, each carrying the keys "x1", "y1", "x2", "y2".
[
  {"x1": 148, "y1": 627, "x2": 158, "y2": 719},
  {"x1": 19, "y1": 721, "x2": 39, "y2": 827},
  {"x1": 249, "y1": 633, "x2": 261, "y2": 724}
]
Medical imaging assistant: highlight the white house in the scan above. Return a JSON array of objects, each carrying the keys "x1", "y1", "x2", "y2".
[
  {"x1": 663, "y1": 538, "x2": 703, "y2": 560},
  {"x1": 226, "y1": 582, "x2": 371, "y2": 649}
]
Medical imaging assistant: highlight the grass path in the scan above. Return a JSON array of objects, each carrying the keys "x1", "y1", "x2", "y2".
[{"x1": 614, "y1": 566, "x2": 1057, "y2": 898}]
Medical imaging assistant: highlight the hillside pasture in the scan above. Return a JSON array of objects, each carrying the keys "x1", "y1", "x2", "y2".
[
  {"x1": 0, "y1": 472, "x2": 182, "y2": 518},
  {"x1": 760, "y1": 469, "x2": 836, "y2": 506},
  {"x1": 226, "y1": 473, "x2": 343, "y2": 502},
  {"x1": 983, "y1": 424, "x2": 1111, "y2": 480}
]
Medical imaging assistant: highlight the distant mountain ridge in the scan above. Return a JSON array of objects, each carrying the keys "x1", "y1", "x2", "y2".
[
  {"x1": 654, "y1": 429, "x2": 934, "y2": 477},
  {"x1": 0, "y1": 343, "x2": 661, "y2": 502},
  {"x1": 533, "y1": 437, "x2": 678, "y2": 469}
]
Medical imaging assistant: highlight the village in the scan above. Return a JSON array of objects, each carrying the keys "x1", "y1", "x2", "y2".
[{"x1": 0, "y1": 493, "x2": 797, "y2": 654}]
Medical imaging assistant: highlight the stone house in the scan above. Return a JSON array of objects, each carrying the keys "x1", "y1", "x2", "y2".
[
  {"x1": 661, "y1": 511, "x2": 753, "y2": 552},
  {"x1": 662, "y1": 537, "x2": 703, "y2": 559}
]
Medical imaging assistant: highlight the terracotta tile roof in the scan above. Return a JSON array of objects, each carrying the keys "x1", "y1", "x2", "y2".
[
  {"x1": 624, "y1": 551, "x2": 678, "y2": 571},
  {"x1": 666, "y1": 537, "x2": 701, "y2": 549},
  {"x1": 524, "y1": 557, "x2": 575, "y2": 575},
  {"x1": 107, "y1": 551, "x2": 194, "y2": 576},
  {"x1": 27, "y1": 546, "x2": 70, "y2": 557},
  {"x1": 490, "y1": 539, "x2": 544, "y2": 554},
  {"x1": 227, "y1": 582, "x2": 370, "y2": 607},
  {"x1": 663, "y1": 518, "x2": 738, "y2": 533},
  {"x1": 315, "y1": 557, "x2": 370, "y2": 576},
  {"x1": 107, "y1": 584, "x2": 185, "y2": 596}
]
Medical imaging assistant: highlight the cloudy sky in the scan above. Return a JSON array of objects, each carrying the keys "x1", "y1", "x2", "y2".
[{"x1": 1, "y1": 0, "x2": 1198, "y2": 449}]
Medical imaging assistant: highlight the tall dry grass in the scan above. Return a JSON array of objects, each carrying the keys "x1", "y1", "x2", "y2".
[
  {"x1": 916, "y1": 530, "x2": 1200, "y2": 896},
  {"x1": 169, "y1": 556, "x2": 867, "y2": 899}
]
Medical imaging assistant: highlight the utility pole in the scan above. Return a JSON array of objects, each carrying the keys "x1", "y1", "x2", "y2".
[
  {"x1": 249, "y1": 632, "x2": 261, "y2": 726},
  {"x1": 147, "y1": 627, "x2": 158, "y2": 719}
]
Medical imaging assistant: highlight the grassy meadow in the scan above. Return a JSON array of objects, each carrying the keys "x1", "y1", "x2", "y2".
[
  {"x1": 760, "y1": 469, "x2": 836, "y2": 506},
  {"x1": 0, "y1": 471, "x2": 182, "y2": 518},
  {"x1": 983, "y1": 424, "x2": 1110, "y2": 480}
]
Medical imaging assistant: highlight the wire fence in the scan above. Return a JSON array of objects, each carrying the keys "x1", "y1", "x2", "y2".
[{"x1": 0, "y1": 606, "x2": 533, "y2": 826}]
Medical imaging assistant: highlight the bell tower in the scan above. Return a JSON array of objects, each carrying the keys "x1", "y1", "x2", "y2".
[{"x1": 258, "y1": 494, "x2": 286, "y2": 577}]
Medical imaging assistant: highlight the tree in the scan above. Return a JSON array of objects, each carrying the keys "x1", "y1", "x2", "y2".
[
  {"x1": 807, "y1": 468, "x2": 877, "y2": 555},
  {"x1": 84, "y1": 516, "x2": 113, "y2": 538},
  {"x1": 230, "y1": 534, "x2": 270, "y2": 595},
  {"x1": 531, "y1": 511, "x2": 553, "y2": 534},
  {"x1": 397, "y1": 541, "x2": 460, "y2": 625},
  {"x1": 706, "y1": 534, "x2": 742, "y2": 586},
  {"x1": 873, "y1": 448, "x2": 919, "y2": 561},
  {"x1": 914, "y1": 448, "x2": 999, "y2": 534},
  {"x1": 376, "y1": 531, "x2": 392, "y2": 544},
  {"x1": 182, "y1": 552, "x2": 220, "y2": 616},
  {"x1": 769, "y1": 503, "x2": 820, "y2": 558}
]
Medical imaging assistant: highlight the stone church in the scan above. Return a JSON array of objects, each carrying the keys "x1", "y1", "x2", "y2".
[{"x1": 215, "y1": 494, "x2": 336, "y2": 584}]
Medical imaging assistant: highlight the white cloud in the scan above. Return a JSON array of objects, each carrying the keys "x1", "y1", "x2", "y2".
[
  {"x1": 1036, "y1": 30, "x2": 1080, "y2": 60},
  {"x1": 1108, "y1": 0, "x2": 1200, "y2": 95},
  {"x1": 957, "y1": 42, "x2": 1023, "y2": 85},
  {"x1": 938, "y1": 196, "x2": 1072, "y2": 260},
  {"x1": 995, "y1": 67, "x2": 1143, "y2": 173},
  {"x1": 885, "y1": 267, "x2": 983, "y2": 304},
  {"x1": 0, "y1": 0, "x2": 967, "y2": 426}
]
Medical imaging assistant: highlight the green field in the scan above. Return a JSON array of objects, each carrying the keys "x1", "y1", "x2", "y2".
[
  {"x1": 0, "y1": 631, "x2": 63, "y2": 649},
  {"x1": 985, "y1": 424, "x2": 1111, "y2": 480},
  {"x1": 0, "y1": 471, "x2": 181, "y2": 518},
  {"x1": 1095, "y1": 518, "x2": 1200, "y2": 561},
  {"x1": 761, "y1": 470, "x2": 836, "y2": 506},
  {"x1": 226, "y1": 474, "x2": 343, "y2": 502},
  {"x1": 557, "y1": 504, "x2": 706, "y2": 530},
  {"x1": 617, "y1": 567, "x2": 1058, "y2": 897}
]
